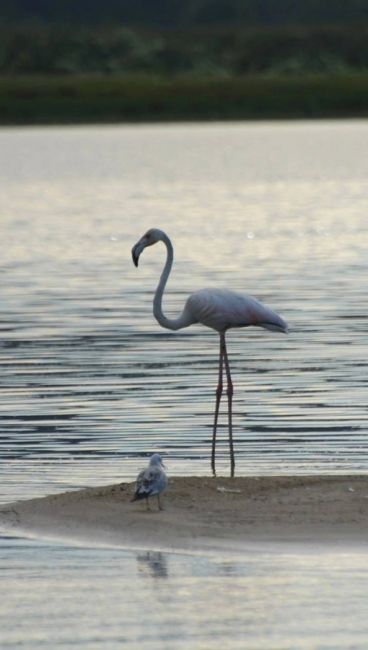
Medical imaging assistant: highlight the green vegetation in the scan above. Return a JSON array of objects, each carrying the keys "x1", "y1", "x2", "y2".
[
  {"x1": 1, "y1": 22, "x2": 368, "y2": 123},
  {"x1": 1, "y1": 74, "x2": 368, "y2": 124},
  {"x1": 1, "y1": 25, "x2": 368, "y2": 77}
]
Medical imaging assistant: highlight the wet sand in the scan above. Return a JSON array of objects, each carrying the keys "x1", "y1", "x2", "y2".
[{"x1": 1, "y1": 476, "x2": 367, "y2": 554}]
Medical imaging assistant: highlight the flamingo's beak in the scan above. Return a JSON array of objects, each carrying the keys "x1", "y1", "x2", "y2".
[
  {"x1": 131, "y1": 237, "x2": 146, "y2": 267},
  {"x1": 132, "y1": 246, "x2": 140, "y2": 267}
]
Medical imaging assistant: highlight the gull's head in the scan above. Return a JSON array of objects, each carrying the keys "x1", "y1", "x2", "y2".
[
  {"x1": 149, "y1": 453, "x2": 165, "y2": 467},
  {"x1": 131, "y1": 228, "x2": 166, "y2": 267}
]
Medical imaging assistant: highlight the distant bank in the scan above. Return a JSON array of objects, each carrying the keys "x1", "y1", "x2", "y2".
[{"x1": 1, "y1": 74, "x2": 368, "y2": 125}]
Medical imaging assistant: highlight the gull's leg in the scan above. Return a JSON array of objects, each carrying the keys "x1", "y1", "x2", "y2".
[
  {"x1": 146, "y1": 497, "x2": 150, "y2": 511},
  {"x1": 157, "y1": 494, "x2": 164, "y2": 511},
  {"x1": 222, "y1": 335, "x2": 235, "y2": 478},
  {"x1": 211, "y1": 335, "x2": 224, "y2": 476}
]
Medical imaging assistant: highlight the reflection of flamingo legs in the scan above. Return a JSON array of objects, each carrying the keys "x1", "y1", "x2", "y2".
[{"x1": 211, "y1": 333, "x2": 235, "y2": 478}]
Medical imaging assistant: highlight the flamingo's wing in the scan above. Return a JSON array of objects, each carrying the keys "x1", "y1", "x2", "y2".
[{"x1": 186, "y1": 288, "x2": 287, "y2": 333}]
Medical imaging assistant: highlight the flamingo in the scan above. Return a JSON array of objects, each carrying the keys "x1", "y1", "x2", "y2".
[{"x1": 131, "y1": 228, "x2": 288, "y2": 477}]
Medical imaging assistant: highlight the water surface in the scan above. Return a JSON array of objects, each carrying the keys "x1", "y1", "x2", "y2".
[
  {"x1": 1, "y1": 120, "x2": 368, "y2": 500},
  {"x1": 2, "y1": 536, "x2": 368, "y2": 650},
  {"x1": 1, "y1": 121, "x2": 368, "y2": 649}
]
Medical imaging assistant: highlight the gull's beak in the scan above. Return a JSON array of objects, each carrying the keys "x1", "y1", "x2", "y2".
[{"x1": 131, "y1": 237, "x2": 147, "y2": 268}]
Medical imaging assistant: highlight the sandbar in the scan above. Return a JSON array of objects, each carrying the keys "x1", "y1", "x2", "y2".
[{"x1": 1, "y1": 476, "x2": 367, "y2": 554}]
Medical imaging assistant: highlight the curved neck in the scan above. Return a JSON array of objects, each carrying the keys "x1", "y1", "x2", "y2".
[{"x1": 153, "y1": 234, "x2": 192, "y2": 331}]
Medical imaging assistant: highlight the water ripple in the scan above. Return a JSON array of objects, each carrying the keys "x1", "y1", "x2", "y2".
[{"x1": 1, "y1": 120, "x2": 368, "y2": 502}]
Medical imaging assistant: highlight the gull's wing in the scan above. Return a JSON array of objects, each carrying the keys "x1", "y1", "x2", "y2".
[{"x1": 133, "y1": 466, "x2": 167, "y2": 501}]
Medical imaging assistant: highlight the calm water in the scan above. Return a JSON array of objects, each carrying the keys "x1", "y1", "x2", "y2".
[
  {"x1": 2, "y1": 536, "x2": 368, "y2": 650},
  {"x1": 1, "y1": 120, "x2": 368, "y2": 648}
]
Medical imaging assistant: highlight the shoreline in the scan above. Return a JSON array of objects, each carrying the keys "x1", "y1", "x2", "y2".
[
  {"x1": 1, "y1": 74, "x2": 368, "y2": 126},
  {"x1": 1, "y1": 475, "x2": 367, "y2": 555}
]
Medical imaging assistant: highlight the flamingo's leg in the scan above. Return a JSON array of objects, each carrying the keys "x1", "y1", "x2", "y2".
[
  {"x1": 211, "y1": 335, "x2": 224, "y2": 476},
  {"x1": 222, "y1": 335, "x2": 235, "y2": 477}
]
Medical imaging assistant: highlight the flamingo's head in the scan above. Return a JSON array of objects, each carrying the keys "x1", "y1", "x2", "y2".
[{"x1": 131, "y1": 228, "x2": 166, "y2": 267}]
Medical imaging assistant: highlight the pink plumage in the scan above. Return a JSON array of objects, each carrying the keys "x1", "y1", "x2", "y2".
[{"x1": 184, "y1": 288, "x2": 287, "y2": 333}]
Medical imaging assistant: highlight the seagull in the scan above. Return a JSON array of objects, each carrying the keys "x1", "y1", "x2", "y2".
[{"x1": 132, "y1": 454, "x2": 168, "y2": 510}]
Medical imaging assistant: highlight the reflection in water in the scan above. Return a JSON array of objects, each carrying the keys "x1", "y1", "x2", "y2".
[
  {"x1": 1, "y1": 537, "x2": 368, "y2": 650},
  {"x1": 137, "y1": 551, "x2": 168, "y2": 579}
]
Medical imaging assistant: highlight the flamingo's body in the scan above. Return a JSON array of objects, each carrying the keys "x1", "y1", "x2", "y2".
[
  {"x1": 132, "y1": 228, "x2": 288, "y2": 476},
  {"x1": 179, "y1": 287, "x2": 287, "y2": 334}
]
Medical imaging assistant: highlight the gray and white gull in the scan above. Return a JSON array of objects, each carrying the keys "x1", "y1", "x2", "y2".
[{"x1": 132, "y1": 454, "x2": 168, "y2": 511}]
